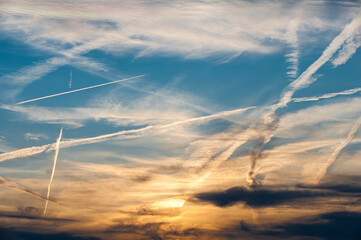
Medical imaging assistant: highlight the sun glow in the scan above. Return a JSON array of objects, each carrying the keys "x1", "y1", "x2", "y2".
[{"x1": 152, "y1": 199, "x2": 185, "y2": 208}]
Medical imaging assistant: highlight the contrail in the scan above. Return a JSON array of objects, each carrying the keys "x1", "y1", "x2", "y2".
[
  {"x1": 241, "y1": 14, "x2": 361, "y2": 186},
  {"x1": 43, "y1": 128, "x2": 63, "y2": 216},
  {"x1": 313, "y1": 116, "x2": 361, "y2": 185},
  {"x1": 285, "y1": 19, "x2": 300, "y2": 79},
  {"x1": 195, "y1": 135, "x2": 250, "y2": 184},
  {"x1": 277, "y1": 13, "x2": 361, "y2": 110},
  {"x1": 245, "y1": 113, "x2": 279, "y2": 186},
  {"x1": 293, "y1": 87, "x2": 361, "y2": 103},
  {"x1": 0, "y1": 106, "x2": 255, "y2": 163},
  {"x1": 17, "y1": 75, "x2": 145, "y2": 105},
  {"x1": 0, "y1": 176, "x2": 55, "y2": 202},
  {"x1": 69, "y1": 69, "x2": 72, "y2": 88},
  {"x1": 332, "y1": 28, "x2": 361, "y2": 67}
]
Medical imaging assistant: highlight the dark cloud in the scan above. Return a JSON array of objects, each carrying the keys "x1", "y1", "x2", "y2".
[
  {"x1": 106, "y1": 222, "x2": 165, "y2": 240},
  {"x1": 131, "y1": 174, "x2": 153, "y2": 183},
  {"x1": 210, "y1": 211, "x2": 361, "y2": 240},
  {"x1": 119, "y1": 206, "x2": 181, "y2": 216},
  {"x1": 107, "y1": 221, "x2": 202, "y2": 240},
  {"x1": 194, "y1": 186, "x2": 330, "y2": 207},
  {"x1": 298, "y1": 174, "x2": 361, "y2": 194},
  {"x1": 264, "y1": 211, "x2": 361, "y2": 240},
  {"x1": 0, "y1": 207, "x2": 75, "y2": 223},
  {"x1": 0, "y1": 226, "x2": 100, "y2": 240},
  {"x1": 299, "y1": 183, "x2": 361, "y2": 194},
  {"x1": 0, "y1": 210, "x2": 75, "y2": 222}
]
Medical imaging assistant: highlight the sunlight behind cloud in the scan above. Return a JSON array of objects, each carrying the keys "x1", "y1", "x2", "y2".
[{"x1": 152, "y1": 199, "x2": 186, "y2": 209}]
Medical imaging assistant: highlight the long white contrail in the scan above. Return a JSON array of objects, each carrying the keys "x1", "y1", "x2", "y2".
[
  {"x1": 313, "y1": 116, "x2": 361, "y2": 184},
  {"x1": 17, "y1": 75, "x2": 145, "y2": 105},
  {"x1": 0, "y1": 106, "x2": 255, "y2": 163},
  {"x1": 43, "y1": 128, "x2": 63, "y2": 216},
  {"x1": 293, "y1": 87, "x2": 361, "y2": 103}
]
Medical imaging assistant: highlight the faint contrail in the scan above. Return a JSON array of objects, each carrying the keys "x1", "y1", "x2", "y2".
[
  {"x1": 17, "y1": 75, "x2": 145, "y2": 105},
  {"x1": 43, "y1": 128, "x2": 63, "y2": 216},
  {"x1": 0, "y1": 176, "x2": 55, "y2": 202},
  {"x1": 195, "y1": 135, "x2": 250, "y2": 184},
  {"x1": 293, "y1": 87, "x2": 361, "y2": 103},
  {"x1": 0, "y1": 106, "x2": 255, "y2": 163},
  {"x1": 69, "y1": 69, "x2": 72, "y2": 88},
  {"x1": 313, "y1": 116, "x2": 361, "y2": 185},
  {"x1": 285, "y1": 19, "x2": 300, "y2": 79}
]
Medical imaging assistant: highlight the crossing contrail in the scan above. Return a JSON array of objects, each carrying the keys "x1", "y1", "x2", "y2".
[
  {"x1": 17, "y1": 75, "x2": 145, "y2": 105},
  {"x1": 242, "y1": 13, "x2": 361, "y2": 186},
  {"x1": 43, "y1": 128, "x2": 63, "y2": 216}
]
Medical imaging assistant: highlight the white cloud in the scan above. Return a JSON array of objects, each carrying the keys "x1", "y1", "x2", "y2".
[
  {"x1": 24, "y1": 132, "x2": 48, "y2": 141},
  {"x1": 0, "y1": 0, "x2": 358, "y2": 102},
  {"x1": 278, "y1": 97, "x2": 361, "y2": 134},
  {"x1": 0, "y1": 0, "x2": 356, "y2": 60}
]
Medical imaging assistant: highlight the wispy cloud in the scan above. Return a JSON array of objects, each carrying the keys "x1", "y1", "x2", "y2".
[
  {"x1": 278, "y1": 97, "x2": 361, "y2": 133},
  {"x1": 24, "y1": 133, "x2": 48, "y2": 141},
  {"x1": 0, "y1": 0, "x2": 354, "y2": 61},
  {"x1": 0, "y1": 39, "x2": 110, "y2": 100},
  {"x1": 2, "y1": 87, "x2": 201, "y2": 128}
]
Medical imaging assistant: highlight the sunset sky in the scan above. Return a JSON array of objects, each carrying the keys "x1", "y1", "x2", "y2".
[{"x1": 1, "y1": 1, "x2": 361, "y2": 239}]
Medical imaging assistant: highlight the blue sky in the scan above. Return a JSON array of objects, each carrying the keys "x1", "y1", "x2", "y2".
[{"x1": 1, "y1": 1, "x2": 361, "y2": 239}]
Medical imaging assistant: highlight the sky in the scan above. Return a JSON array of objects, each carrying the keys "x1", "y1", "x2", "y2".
[{"x1": 0, "y1": 0, "x2": 361, "y2": 239}]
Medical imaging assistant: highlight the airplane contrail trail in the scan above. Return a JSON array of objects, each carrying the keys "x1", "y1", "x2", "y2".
[
  {"x1": 17, "y1": 75, "x2": 145, "y2": 105},
  {"x1": 69, "y1": 69, "x2": 72, "y2": 88},
  {"x1": 313, "y1": 116, "x2": 361, "y2": 185},
  {"x1": 292, "y1": 87, "x2": 361, "y2": 103},
  {"x1": 43, "y1": 128, "x2": 63, "y2": 216},
  {"x1": 285, "y1": 19, "x2": 300, "y2": 79},
  {"x1": 0, "y1": 106, "x2": 255, "y2": 163},
  {"x1": 0, "y1": 176, "x2": 55, "y2": 202}
]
